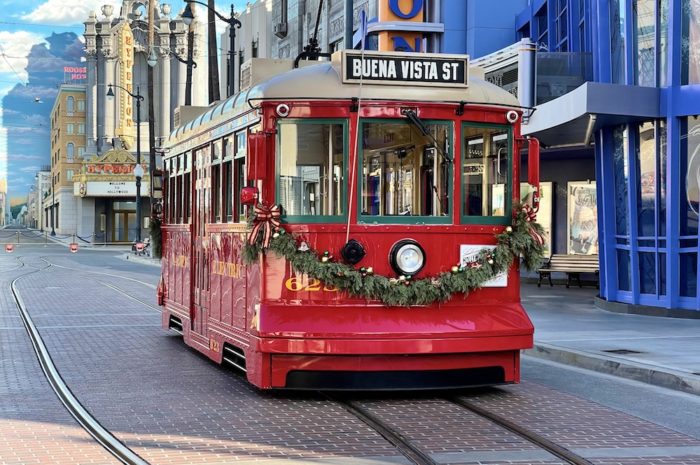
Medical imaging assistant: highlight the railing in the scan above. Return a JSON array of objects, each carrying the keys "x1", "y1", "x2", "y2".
[{"x1": 535, "y1": 52, "x2": 593, "y2": 105}]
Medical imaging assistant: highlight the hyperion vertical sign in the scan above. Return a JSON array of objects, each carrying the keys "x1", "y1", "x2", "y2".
[{"x1": 378, "y1": 0, "x2": 425, "y2": 52}]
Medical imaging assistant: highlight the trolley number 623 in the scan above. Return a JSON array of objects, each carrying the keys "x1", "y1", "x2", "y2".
[{"x1": 285, "y1": 277, "x2": 338, "y2": 292}]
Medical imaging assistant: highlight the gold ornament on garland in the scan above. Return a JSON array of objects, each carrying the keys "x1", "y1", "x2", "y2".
[{"x1": 243, "y1": 203, "x2": 545, "y2": 307}]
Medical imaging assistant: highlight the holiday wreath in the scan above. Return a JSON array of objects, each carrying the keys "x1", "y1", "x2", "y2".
[{"x1": 243, "y1": 203, "x2": 545, "y2": 307}]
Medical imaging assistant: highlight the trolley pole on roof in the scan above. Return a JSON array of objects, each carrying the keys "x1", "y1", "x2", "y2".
[{"x1": 345, "y1": 0, "x2": 353, "y2": 50}]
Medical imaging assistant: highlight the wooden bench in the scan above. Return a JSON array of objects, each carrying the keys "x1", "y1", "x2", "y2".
[{"x1": 537, "y1": 254, "x2": 599, "y2": 288}]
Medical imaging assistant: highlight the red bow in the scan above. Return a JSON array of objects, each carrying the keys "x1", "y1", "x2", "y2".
[
  {"x1": 248, "y1": 204, "x2": 281, "y2": 249},
  {"x1": 522, "y1": 204, "x2": 537, "y2": 223},
  {"x1": 520, "y1": 205, "x2": 544, "y2": 246}
]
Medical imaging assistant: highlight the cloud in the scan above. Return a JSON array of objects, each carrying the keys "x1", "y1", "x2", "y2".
[
  {"x1": 6, "y1": 154, "x2": 44, "y2": 161},
  {"x1": 0, "y1": 31, "x2": 46, "y2": 83},
  {"x1": 22, "y1": 0, "x2": 120, "y2": 26},
  {"x1": 20, "y1": 165, "x2": 41, "y2": 173}
]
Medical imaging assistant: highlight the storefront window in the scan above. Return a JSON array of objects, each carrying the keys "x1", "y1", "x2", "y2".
[
  {"x1": 658, "y1": 121, "x2": 667, "y2": 235},
  {"x1": 613, "y1": 126, "x2": 630, "y2": 235},
  {"x1": 634, "y1": 0, "x2": 655, "y2": 87},
  {"x1": 617, "y1": 249, "x2": 631, "y2": 291},
  {"x1": 681, "y1": 0, "x2": 700, "y2": 84},
  {"x1": 681, "y1": 116, "x2": 700, "y2": 236},
  {"x1": 462, "y1": 125, "x2": 510, "y2": 223},
  {"x1": 360, "y1": 120, "x2": 451, "y2": 222},
  {"x1": 610, "y1": 0, "x2": 626, "y2": 84},
  {"x1": 636, "y1": 122, "x2": 656, "y2": 236},
  {"x1": 639, "y1": 251, "x2": 657, "y2": 294},
  {"x1": 658, "y1": 0, "x2": 669, "y2": 86},
  {"x1": 680, "y1": 252, "x2": 697, "y2": 297},
  {"x1": 277, "y1": 121, "x2": 345, "y2": 220}
]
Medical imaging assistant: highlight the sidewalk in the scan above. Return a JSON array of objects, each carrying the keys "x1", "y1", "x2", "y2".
[{"x1": 521, "y1": 283, "x2": 700, "y2": 395}]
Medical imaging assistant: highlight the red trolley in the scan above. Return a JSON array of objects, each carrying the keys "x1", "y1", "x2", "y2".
[{"x1": 160, "y1": 50, "x2": 541, "y2": 390}]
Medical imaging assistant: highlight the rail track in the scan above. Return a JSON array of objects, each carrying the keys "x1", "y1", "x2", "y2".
[
  {"x1": 330, "y1": 393, "x2": 594, "y2": 465},
  {"x1": 9, "y1": 256, "x2": 155, "y2": 465}
]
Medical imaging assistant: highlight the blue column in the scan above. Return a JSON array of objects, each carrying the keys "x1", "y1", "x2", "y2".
[
  {"x1": 593, "y1": 0, "x2": 611, "y2": 83},
  {"x1": 598, "y1": 127, "x2": 619, "y2": 300},
  {"x1": 666, "y1": 0, "x2": 682, "y2": 309}
]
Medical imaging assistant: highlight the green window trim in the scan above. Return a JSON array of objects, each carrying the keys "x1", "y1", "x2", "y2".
[
  {"x1": 357, "y1": 118, "x2": 454, "y2": 225},
  {"x1": 276, "y1": 118, "x2": 348, "y2": 224},
  {"x1": 460, "y1": 122, "x2": 513, "y2": 226}
]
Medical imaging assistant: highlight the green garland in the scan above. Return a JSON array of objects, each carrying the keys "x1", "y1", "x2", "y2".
[{"x1": 243, "y1": 205, "x2": 545, "y2": 307}]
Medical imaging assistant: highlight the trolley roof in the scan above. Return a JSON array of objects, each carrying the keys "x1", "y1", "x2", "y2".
[{"x1": 167, "y1": 51, "x2": 520, "y2": 144}]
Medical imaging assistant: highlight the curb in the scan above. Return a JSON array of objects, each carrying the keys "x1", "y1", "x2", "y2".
[
  {"x1": 121, "y1": 253, "x2": 161, "y2": 267},
  {"x1": 525, "y1": 343, "x2": 700, "y2": 396}
]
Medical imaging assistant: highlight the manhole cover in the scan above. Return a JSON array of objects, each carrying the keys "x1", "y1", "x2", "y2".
[{"x1": 602, "y1": 349, "x2": 644, "y2": 355}]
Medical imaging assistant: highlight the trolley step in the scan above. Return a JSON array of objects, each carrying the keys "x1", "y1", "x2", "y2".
[
  {"x1": 223, "y1": 345, "x2": 247, "y2": 372},
  {"x1": 168, "y1": 315, "x2": 183, "y2": 335}
]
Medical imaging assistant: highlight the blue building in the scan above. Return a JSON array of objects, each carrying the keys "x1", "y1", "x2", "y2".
[
  {"x1": 501, "y1": 0, "x2": 699, "y2": 317},
  {"x1": 441, "y1": 0, "x2": 699, "y2": 317}
]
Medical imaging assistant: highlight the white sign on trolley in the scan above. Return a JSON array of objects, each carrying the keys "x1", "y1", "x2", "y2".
[
  {"x1": 460, "y1": 245, "x2": 508, "y2": 287},
  {"x1": 74, "y1": 181, "x2": 150, "y2": 197}
]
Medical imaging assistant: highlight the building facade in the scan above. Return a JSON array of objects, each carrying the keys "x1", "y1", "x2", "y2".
[
  {"x1": 79, "y1": 0, "x2": 208, "y2": 242},
  {"x1": 45, "y1": 85, "x2": 87, "y2": 237},
  {"x1": 508, "y1": 0, "x2": 700, "y2": 316},
  {"x1": 34, "y1": 170, "x2": 50, "y2": 231}
]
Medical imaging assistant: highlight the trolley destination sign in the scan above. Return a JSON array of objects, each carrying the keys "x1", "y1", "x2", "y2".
[{"x1": 342, "y1": 50, "x2": 469, "y2": 87}]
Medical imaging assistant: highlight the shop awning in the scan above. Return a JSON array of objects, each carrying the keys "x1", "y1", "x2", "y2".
[{"x1": 522, "y1": 82, "x2": 661, "y2": 148}]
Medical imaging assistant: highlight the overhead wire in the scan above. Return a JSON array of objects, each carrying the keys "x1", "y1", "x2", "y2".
[{"x1": 0, "y1": 44, "x2": 27, "y2": 86}]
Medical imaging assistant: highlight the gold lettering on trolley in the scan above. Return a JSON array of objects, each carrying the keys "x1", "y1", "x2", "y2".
[
  {"x1": 285, "y1": 277, "x2": 338, "y2": 292},
  {"x1": 211, "y1": 260, "x2": 243, "y2": 278},
  {"x1": 174, "y1": 255, "x2": 188, "y2": 267}
]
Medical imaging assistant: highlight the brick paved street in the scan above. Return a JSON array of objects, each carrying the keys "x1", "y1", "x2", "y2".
[
  {"x1": 1, "y1": 246, "x2": 699, "y2": 465},
  {"x1": 0, "y1": 252, "x2": 121, "y2": 465}
]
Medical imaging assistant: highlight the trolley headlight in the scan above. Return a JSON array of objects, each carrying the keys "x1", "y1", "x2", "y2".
[{"x1": 390, "y1": 239, "x2": 425, "y2": 276}]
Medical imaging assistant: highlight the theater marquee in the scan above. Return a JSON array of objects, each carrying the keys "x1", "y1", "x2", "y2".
[{"x1": 74, "y1": 148, "x2": 149, "y2": 198}]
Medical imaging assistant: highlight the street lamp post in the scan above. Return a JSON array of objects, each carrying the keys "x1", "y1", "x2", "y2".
[
  {"x1": 181, "y1": 1, "x2": 240, "y2": 98},
  {"x1": 107, "y1": 83, "x2": 144, "y2": 242}
]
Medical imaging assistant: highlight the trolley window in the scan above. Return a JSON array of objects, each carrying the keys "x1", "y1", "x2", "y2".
[
  {"x1": 212, "y1": 140, "x2": 222, "y2": 222},
  {"x1": 234, "y1": 130, "x2": 247, "y2": 222},
  {"x1": 277, "y1": 120, "x2": 347, "y2": 223},
  {"x1": 461, "y1": 123, "x2": 512, "y2": 225},
  {"x1": 359, "y1": 119, "x2": 452, "y2": 224},
  {"x1": 183, "y1": 151, "x2": 192, "y2": 223}
]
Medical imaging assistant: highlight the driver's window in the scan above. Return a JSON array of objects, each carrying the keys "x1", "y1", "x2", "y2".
[
  {"x1": 277, "y1": 121, "x2": 346, "y2": 221},
  {"x1": 359, "y1": 120, "x2": 451, "y2": 223}
]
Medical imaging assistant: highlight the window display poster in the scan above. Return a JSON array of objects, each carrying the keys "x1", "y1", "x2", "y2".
[
  {"x1": 567, "y1": 181, "x2": 598, "y2": 255},
  {"x1": 521, "y1": 182, "x2": 553, "y2": 257}
]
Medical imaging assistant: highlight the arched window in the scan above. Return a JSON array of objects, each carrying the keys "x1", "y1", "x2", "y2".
[
  {"x1": 66, "y1": 96, "x2": 75, "y2": 113},
  {"x1": 66, "y1": 143, "x2": 74, "y2": 161}
]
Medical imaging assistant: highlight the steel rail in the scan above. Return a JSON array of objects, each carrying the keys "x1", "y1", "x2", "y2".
[
  {"x1": 98, "y1": 280, "x2": 162, "y2": 312},
  {"x1": 10, "y1": 258, "x2": 151, "y2": 465},
  {"x1": 448, "y1": 397, "x2": 595, "y2": 465},
  {"x1": 325, "y1": 395, "x2": 437, "y2": 465},
  {"x1": 41, "y1": 257, "x2": 157, "y2": 289}
]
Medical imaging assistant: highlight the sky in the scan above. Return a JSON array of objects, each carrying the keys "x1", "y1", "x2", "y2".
[{"x1": 0, "y1": 0, "x2": 247, "y2": 207}]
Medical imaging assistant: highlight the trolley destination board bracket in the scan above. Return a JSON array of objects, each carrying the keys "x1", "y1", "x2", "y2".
[{"x1": 342, "y1": 50, "x2": 469, "y2": 88}]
